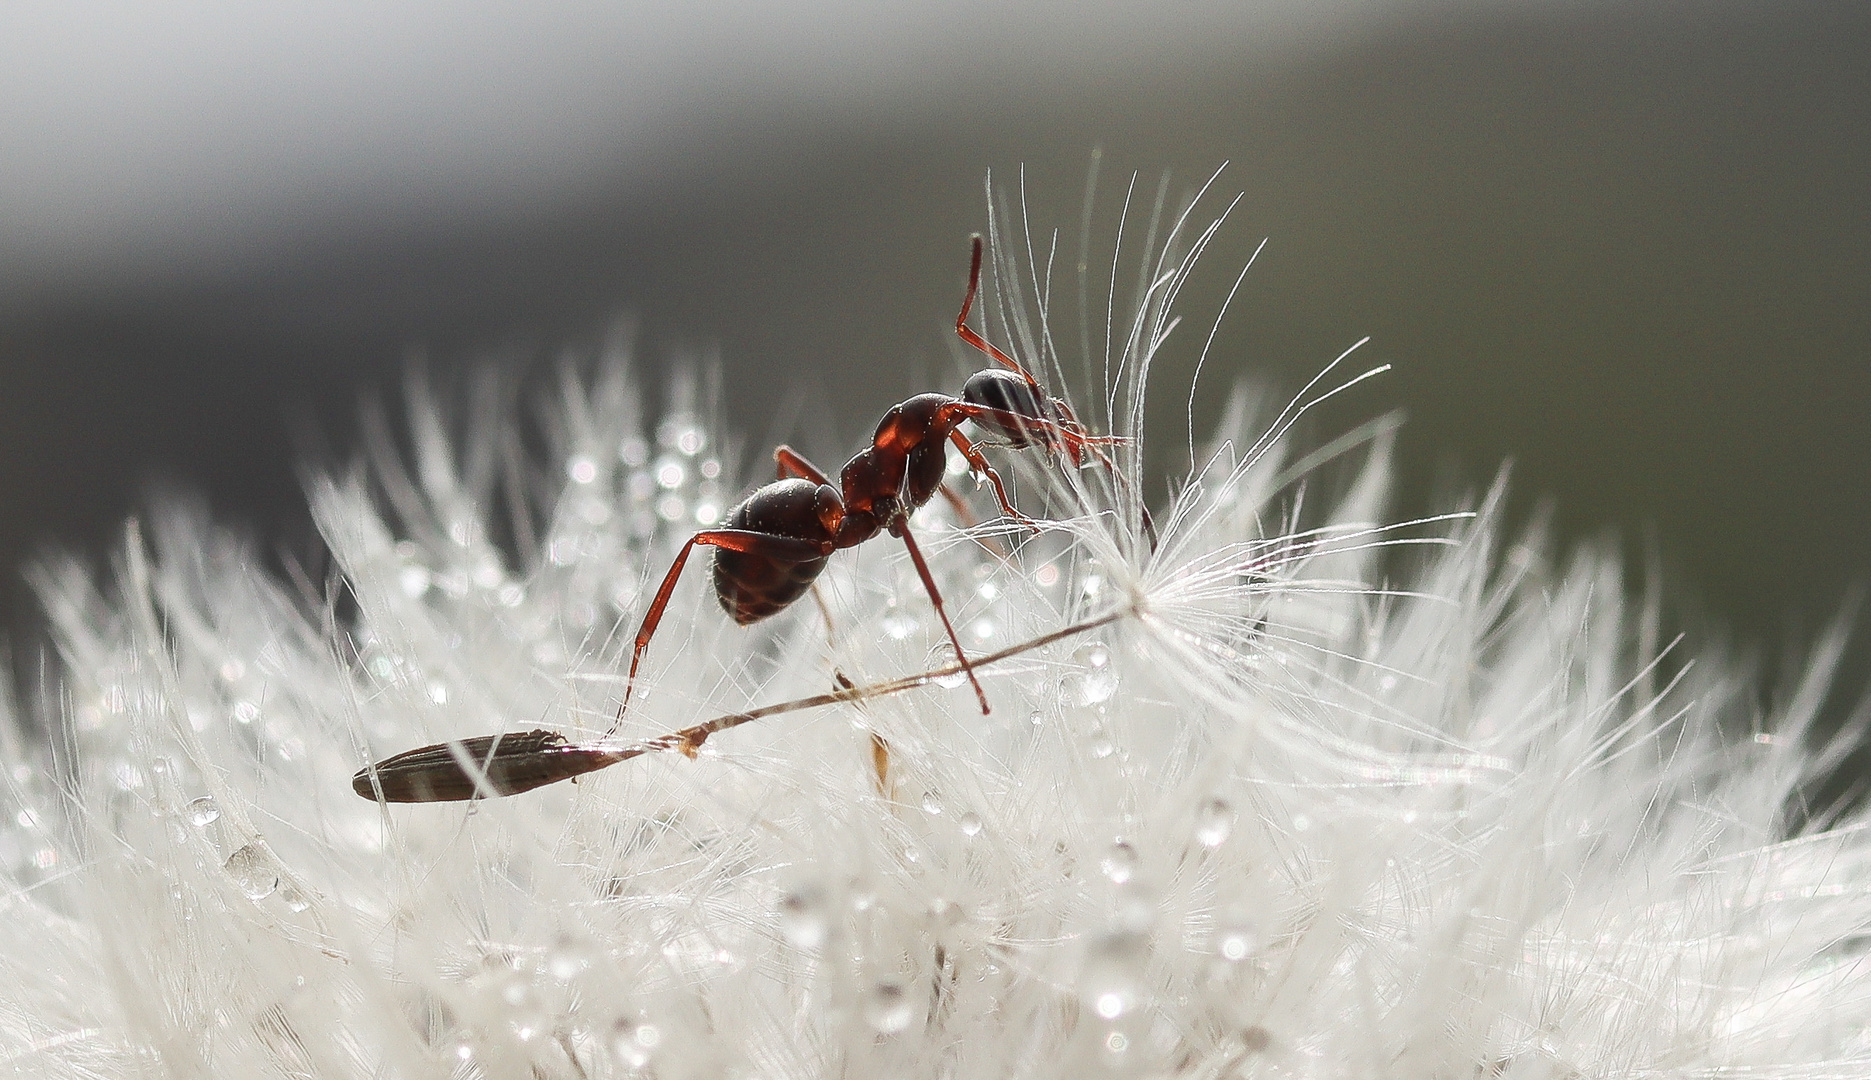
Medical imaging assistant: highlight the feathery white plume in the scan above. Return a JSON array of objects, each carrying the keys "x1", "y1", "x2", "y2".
[{"x1": 4, "y1": 181, "x2": 1868, "y2": 1079}]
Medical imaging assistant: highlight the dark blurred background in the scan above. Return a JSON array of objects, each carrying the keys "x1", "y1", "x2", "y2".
[{"x1": 3, "y1": 2, "x2": 1868, "y2": 728}]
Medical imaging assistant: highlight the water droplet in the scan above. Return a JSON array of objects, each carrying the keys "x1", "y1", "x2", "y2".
[
  {"x1": 921, "y1": 791, "x2": 944, "y2": 815},
  {"x1": 1100, "y1": 841, "x2": 1137, "y2": 884},
  {"x1": 1195, "y1": 797, "x2": 1235, "y2": 848},
  {"x1": 928, "y1": 896, "x2": 963, "y2": 926},
  {"x1": 1214, "y1": 912, "x2": 1261, "y2": 962},
  {"x1": 932, "y1": 670, "x2": 968, "y2": 690},
  {"x1": 777, "y1": 885, "x2": 830, "y2": 951},
  {"x1": 1079, "y1": 930, "x2": 1149, "y2": 1019},
  {"x1": 658, "y1": 418, "x2": 707, "y2": 456},
  {"x1": 398, "y1": 565, "x2": 431, "y2": 598},
  {"x1": 500, "y1": 973, "x2": 533, "y2": 1008},
  {"x1": 882, "y1": 612, "x2": 918, "y2": 640},
  {"x1": 959, "y1": 812, "x2": 983, "y2": 837},
  {"x1": 279, "y1": 884, "x2": 311, "y2": 913},
  {"x1": 548, "y1": 939, "x2": 592, "y2": 980},
  {"x1": 223, "y1": 844, "x2": 277, "y2": 900},
  {"x1": 1029, "y1": 710, "x2": 1044, "y2": 726},
  {"x1": 185, "y1": 797, "x2": 220, "y2": 827},
  {"x1": 610, "y1": 1018, "x2": 660, "y2": 1069},
  {"x1": 1064, "y1": 642, "x2": 1119, "y2": 704},
  {"x1": 653, "y1": 456, "x2": 686, "y2": 489},
  {"x1": 863, "y1": 979, "x2": 915, "y2": 1033},
  {"x1": 1089, "y1": 730, "x2": 1116, "y2": 759},
  {"x1": 567, "y1": 455, "x2": 598, "y2": 484}
]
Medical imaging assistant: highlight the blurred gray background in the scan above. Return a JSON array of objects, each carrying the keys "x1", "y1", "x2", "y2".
[{"x1": 2, "y1": 2, "x2": 1867, "y2": 730}]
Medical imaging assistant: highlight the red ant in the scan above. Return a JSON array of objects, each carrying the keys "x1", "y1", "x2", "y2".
[
  {"x1": 616, "y1": 235, "x2": 1122, "y2": 721},
  {"x1": 352, "y1": 237, "x2": 1133, "y2": 803}
]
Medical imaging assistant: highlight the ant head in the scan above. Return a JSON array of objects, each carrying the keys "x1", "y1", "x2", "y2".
[{"x1": 961, "y1": 368, "x2": 1052, "y2": 448}]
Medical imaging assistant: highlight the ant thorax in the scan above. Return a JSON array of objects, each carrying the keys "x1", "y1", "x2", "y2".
[{"x1": 834, "y1": 394, "x2": 954, "y2": 546}]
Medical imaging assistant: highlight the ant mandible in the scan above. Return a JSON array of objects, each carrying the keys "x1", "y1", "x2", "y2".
[{"x1": 617, "y1": 236, "x2": 1122, "y2": 721}]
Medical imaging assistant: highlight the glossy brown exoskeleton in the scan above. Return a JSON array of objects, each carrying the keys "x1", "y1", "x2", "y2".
[
  {"x1": 619, "y1": 235, "x2": 1121, "y2": 720},
  {"x1": 352, "y1": 236, "x2": 1130, "y2": 803}
]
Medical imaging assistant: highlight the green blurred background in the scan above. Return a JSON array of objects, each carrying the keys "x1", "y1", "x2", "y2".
[{"x1": 2, "y1": 2, "x2": 1867, "y2": 732}]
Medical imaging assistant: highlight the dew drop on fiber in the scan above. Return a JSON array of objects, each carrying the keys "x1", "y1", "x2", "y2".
[
  {"x1": 185, "y1": 797, "x2": 219, "y2": 827},
  {"x1": 548, "y1": 939, "x2": 593, "y2": 980},
  {"x1": 1079, "y1": 930, "x2": 1150, "y2": 1020},
  {"x1": 1195, "y1": 797, "x2": 1235, "y2": 848},
  {"x1": 777, "y1": 885, "x2": 831, "y2": 951},
  {"x1": 1066, "y1": 642, "x2": 1120, "y2": 705},
  {"x1": 609, "y1": 1019, "x2": 660, "y2": 1069},
  {"x1": 1214, "y1": 914, "x2": 1262, "y2": 963},
  {"x1": 863, "y1": 979, "x2": 915, "y2": 1033},
  {"x1": 1100, "y1": 841, "x2": 1138, "y2": 885},
  {"x1": 223, "y1": 844, "x2": 277, "y2": 900}
]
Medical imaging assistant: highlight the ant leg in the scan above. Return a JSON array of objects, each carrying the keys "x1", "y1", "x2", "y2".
[
  {"x1": 935, "y1": 481, "x2": 1014, "y2": 560},
  {"x1": 942, "y1": 402, "x2": 1158, "y2": 552},
  {"x1": 774, "y1": 444, "x2": 831, "y2": 484},
  {"x1": 938, "y1": 483, "x2": 980, "y2": 528},
  {"x1": 891, "y1": 521, "x2": 990, "y2": 715},
  {"x1": 774, "y1": 446, "x2": 842, "y2": 641},
  {"x1": 946, "y1": 429, "x2": 1041, "y2": 532},
  {"x1": 1045, "y1": 403, "x2": 1157, "y2": 549},
  {"x1": 614, "y1": 528, "x2": 834, "y2": 734},
  {"x1": 939, "y1": 401, "x2": 1109, "y2": 464},
  {"x1": 955, "y1": 235, "x2": 1046, "y2": 397}
]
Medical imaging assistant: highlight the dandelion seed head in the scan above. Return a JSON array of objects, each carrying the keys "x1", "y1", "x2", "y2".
[{"x1": 0, "y1": 185, "x2": 1863, "y2": 1080}]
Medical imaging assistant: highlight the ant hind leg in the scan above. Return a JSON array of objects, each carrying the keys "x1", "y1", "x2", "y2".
[
  {"x1": 774, "y1": 445, "x2": 832, "y2": 484},
  {"x1": 614, "y1": 527, "x2": 833, "y2": 735}
]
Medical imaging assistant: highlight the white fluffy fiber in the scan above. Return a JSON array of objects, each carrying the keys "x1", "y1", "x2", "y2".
[{"x1": 6, "y1": 202, "x2": 1871, "y2": 1079}]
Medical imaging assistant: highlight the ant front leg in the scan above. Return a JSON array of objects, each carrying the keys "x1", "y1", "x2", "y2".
[
  {"x1": 955, "y1": 235, "x2": 1047, "y2": 398},
  {"x1": 946, "y1": 429, "x2": 1040, "y2": 533},
  {"x1": 891, "y1": 520, "x2": 990, "y2": 715},
  {"x1": 614, "y1": 528, "x2": 833, "y2": 733}
]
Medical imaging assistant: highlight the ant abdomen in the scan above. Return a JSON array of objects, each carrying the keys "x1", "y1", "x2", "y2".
[
  {"x1": 712, "y1": 479, "x2": 835, "y2": 624},
  {"x1": 961, "y1": 368, "x2": 1050, "y2": 447}
]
